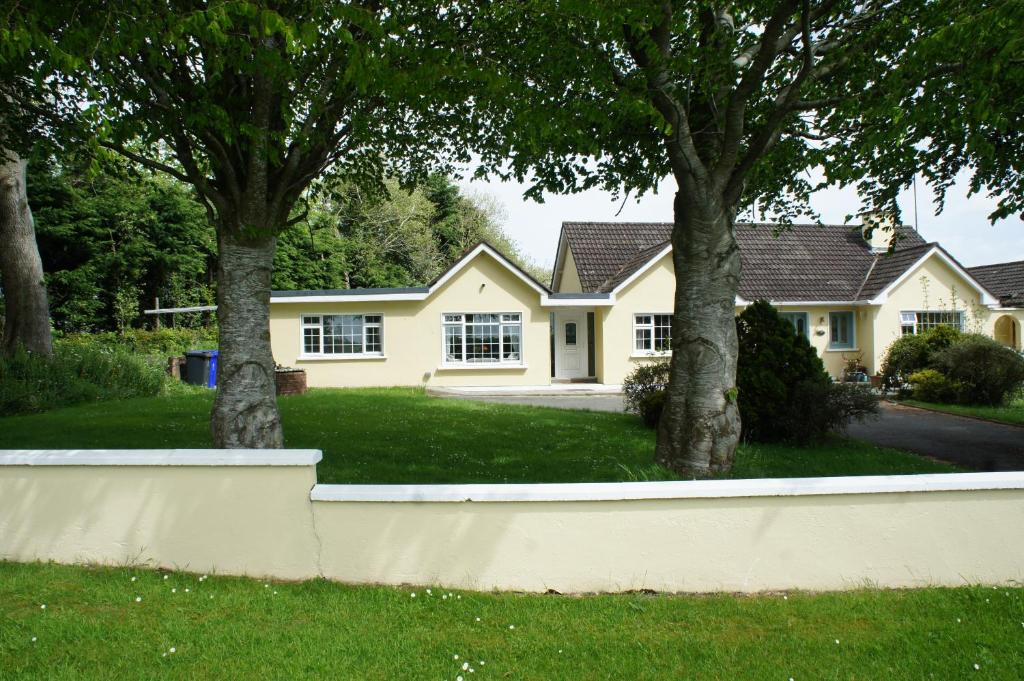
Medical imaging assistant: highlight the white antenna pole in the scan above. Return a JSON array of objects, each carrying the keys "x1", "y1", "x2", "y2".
[{"x1": 912, "y1": 174, "x2": 919, "y2": 231}]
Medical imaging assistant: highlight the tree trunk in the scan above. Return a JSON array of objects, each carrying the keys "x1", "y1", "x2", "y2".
[
  {"x1": 0, "y1": 151, "x2": 52, "y2": 357},
  {"x1": 655, "y1": 188, "x2": 742, "y2": 475},
  {"x1": 210, "y1": 228, "x2": 284, "y2": 448}
]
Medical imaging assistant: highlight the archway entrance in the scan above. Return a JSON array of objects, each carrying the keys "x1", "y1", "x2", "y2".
[{"x1": 994, "y1": 315, "x2": 1021, "y2": 351}]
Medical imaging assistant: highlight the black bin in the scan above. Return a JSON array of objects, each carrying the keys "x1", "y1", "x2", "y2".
[{"x1": 184, "y1": 350, "x2": 219, "y2": 388}]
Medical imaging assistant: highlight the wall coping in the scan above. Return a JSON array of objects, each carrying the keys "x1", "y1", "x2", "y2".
[
  {"x1": 310, "y1": 472, "x2": 1024, "y2": 503},
  {"x1": 0, "y1": 449, "x2": 323, "y2": 466}
]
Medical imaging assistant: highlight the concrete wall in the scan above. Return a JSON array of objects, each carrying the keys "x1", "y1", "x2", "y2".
[
  {"x1": 269, "y1": 251, "x2": 552, "y2": 387},
  {"x1": 0, "y1": 450, "x2": 321, "y2": 580},
  {"x1": 4, "y1": 450, "x2": 1024, "y2": 593}
]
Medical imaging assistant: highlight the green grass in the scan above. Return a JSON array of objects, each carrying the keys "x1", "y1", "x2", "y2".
[
  {"x1": 2, "y1": 562, "x2": 1023, "y2": 680},
  {"x1": 902, "y1": 397, "x2": 1024, "y2": 427},
  {"x1": 0, "y1": 388, "x2": 956, "y2": 483}
]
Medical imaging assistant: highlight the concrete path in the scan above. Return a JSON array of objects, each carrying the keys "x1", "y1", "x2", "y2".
[{"x1": 847, "y1": 401, "x2": 1024, "y2": 471}]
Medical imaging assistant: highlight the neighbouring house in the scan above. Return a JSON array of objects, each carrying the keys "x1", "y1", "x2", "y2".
[{"x1": 269, "y1": 220, "x2": 1024, "y2": 387}]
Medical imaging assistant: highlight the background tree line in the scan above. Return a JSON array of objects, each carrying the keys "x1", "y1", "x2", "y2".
[{"x1": 25, "y1": 153, "x2": 543, "y2": 334}]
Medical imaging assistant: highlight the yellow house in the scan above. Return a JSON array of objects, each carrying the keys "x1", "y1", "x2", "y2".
[{"x1": 269, "y1": 222, "x2": 1024, "y2": 387}]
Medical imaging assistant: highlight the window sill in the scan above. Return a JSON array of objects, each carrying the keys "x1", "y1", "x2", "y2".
[
  {"x1": 631, "y1": 352, "x2": 671, "y2": 359},
  {"x1": 825, "y1": 347, "x2": 859, "y2": 353},
  {"x1": 298, "y1": 354, "x2": 387, "y2": 362},
  {"x1": 437, "y1": 363, "x2": 528, "y2": 371}
]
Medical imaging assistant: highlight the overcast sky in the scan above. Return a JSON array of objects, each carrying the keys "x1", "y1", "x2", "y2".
[{"x1": 457, "y1": 170, "x2": 1024, "y2": 272}]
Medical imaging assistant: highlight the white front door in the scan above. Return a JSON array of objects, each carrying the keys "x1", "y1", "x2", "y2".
[{"x1": 554, "y1": 312, "x2": 588, "y2": 379}]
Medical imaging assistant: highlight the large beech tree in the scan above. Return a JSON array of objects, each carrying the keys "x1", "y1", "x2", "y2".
[
  {"x1": 472, "y1": 0, "x2": 1021, "y2": 474},
  {"x1": 21, "y1": 1, "x2": 472, "y2": 447}
]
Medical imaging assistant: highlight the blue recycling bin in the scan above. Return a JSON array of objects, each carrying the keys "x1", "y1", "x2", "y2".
[{"x1": 184, "y1": 350, "x2": 219, "y2": 388}]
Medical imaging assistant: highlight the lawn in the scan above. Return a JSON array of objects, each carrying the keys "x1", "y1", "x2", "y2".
[
  {"x1": 2, "y1": 562, "x2": 1022, "y2": 680},
  {"x1": 0, "y1": 388, "x2": 956, "y2": 483},
  {"x1": 902, "y1": 397, "x2": 1024, "y2": 427}
]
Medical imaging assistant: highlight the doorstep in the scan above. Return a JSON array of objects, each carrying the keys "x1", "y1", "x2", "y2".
[{"x1": 426, "y1": 384, "x2": 623, "y2": 397}]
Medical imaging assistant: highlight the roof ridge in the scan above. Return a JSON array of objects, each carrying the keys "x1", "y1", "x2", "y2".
[
  {"x1": 969, "y1": 259, "x2": 1024, "y2": 270},
  {"x1": 853, "y1": 255, "x2": 880, "y2": 301}
]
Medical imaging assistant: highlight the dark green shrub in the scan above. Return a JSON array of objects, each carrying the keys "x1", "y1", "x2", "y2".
[
  {"x1": 907, "y1": 368, "x2": 960, "y2": 403},
  {"x1": 0, "y1": 344, "x2": 167, "y2": 416},
  {"x1": 623, "y1": 360, "x2": 670, "y2": 426},
  {"x1": 821, "y1": 382, "x2": 881, "y2": 431},
  {"x1": 781, "y1": 380, "x2": 880, "y2": 438},
  {"x1": 637, "y1": 390, "x2": 665, "y2": 428},
  {"x1": 736, "y1": 300, "x2": 831, "y2": 443},
  {"x1": 880, "y1": 325, "x2": 962, "y2": 392},
  {"x1": 932, "y1": 334, "x2": 1024, "y2": 405}
]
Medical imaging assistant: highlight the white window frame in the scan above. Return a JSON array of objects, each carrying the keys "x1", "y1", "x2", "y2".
[
  {"x1": 828, "y1": 311, "x2": 856, "y2": 350},
  {"x1": 899, "y1": 310, "x2": 966, "y2": 336},
  {"x1": 299, "y1": 313, "x2": 384, "y2": 359},
  {"x1": 781, "y1": 312, "x2": 810, "y2": 339},
  {"x1": 633, "y1": 313, "x2": 672, "y2": 356},
  {"x1": 441, "y1": 312, "x2": 524, "y2": 367}
]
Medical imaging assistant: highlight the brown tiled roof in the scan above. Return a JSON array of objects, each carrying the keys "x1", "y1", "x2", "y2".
[
  {"x1": 855, "y1": 243, "x2": 936, "y2": 300},
  {"x1": 561, "y1": 221, "x2": 931, "y2": 300},
  {"x1": 969, "y1": 260, "x2": 1024, "y2": 307}
]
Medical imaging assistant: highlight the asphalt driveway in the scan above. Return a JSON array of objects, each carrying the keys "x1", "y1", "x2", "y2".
[{"x1": 847, "y1": 401, "x2": 1024, "y2": 471}]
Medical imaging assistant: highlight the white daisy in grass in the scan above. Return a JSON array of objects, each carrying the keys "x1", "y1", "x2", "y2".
[
  {"x1": 974, "y1": 663, "x2": 980, "y2": 670},
  {"x1": 39, "y1": 604, "x2": 46, "y2": 610},
  {"x1": 443, "y1": 595, "x2": 448, "y2": 600},
  {"x1": 169, "y1": 647, "x2": 176, "y2": 654},
  {"x1": 509, "y1": 624, "x2": 515, "y2": 630},
  {"x1": 135, "y1": 596, "x2": 142, "y2": 603},
  {"x1": 185, "y1": 589, "x2": 190, "y2": 593},
  {"x1": 131, "y1": 576, "x2": 137, "y2": 582},
  {"x1": 163, "y1": 575, "x2": 169, "y2": 580},
  {"x1": 475, "y1": 617, "x2": 480, "y2": 622},
  {"x1": 453, "y1": 654, "x2": 459, "y2": 660},
  {"x1": 462, "y1": 662, "x2": 469, "y2": 670},
  {"x1": 410, "y1": 592, "x2": 416, "y2": 598},
  {"x1": 426, "y1": 588, "x2": 432, "y2": 595},
  {"x1": 834, "y1": 639, "x2": 840, "y2": 645},
  {"x1": 172, "y1": 588, "x2": 177, "y2": 593},
  {"x1": 31, "y1": 637, "x2": 37, "y2": 643},
  {"x1": 456, "y1": 676, "x2": 464, "y2": 681}
]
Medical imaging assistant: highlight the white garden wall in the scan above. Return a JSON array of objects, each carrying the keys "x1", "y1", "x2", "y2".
[{"x1": 3, "y1": 450, "x2": 1024, "y2": 593}]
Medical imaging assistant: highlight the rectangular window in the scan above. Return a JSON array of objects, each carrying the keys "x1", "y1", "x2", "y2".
[
  {"x1": 899, "y1": 310, "x2": 965, "y2": 336},
  {"x1": 443, "y1": 313, "x2": 522, "y2": 365},
  {"x1": 781, "y1": 312, "x2": 809, "y2": 338},
  {"x1": 300, "y1": 314, "x2": 383, "y2": 357},
  {"x1": 634, "y1": 314, "x2": 672, "y2": 354},
  {"x1": 829, "y1": 311, "x2": 855, "y2": 349}
]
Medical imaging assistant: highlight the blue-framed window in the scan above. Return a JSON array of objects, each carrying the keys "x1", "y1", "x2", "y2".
[
  {"x1": 829, "y1": 311, "x2": 855, "y2": 349},
  {"x1": 781, "y1": 312, "x2": 809, "y2": 339}
]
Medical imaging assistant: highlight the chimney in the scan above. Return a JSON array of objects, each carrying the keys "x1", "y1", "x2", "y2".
[{"x1": 861, "y1": 212, "x2": 897, "y2": 253}]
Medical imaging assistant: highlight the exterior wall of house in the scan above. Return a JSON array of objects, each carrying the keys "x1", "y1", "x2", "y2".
[
  {"x1": 599, "y1": 253, "x2": 675, "y2": 385},
  {"x1": 557, "y1": 247, "x2": 584, "y2": 294},
  {"x1": 767, "y1": 305, "x2": 867, "y2": 378},
  {"x1": 870, "y1": 254, "x2": 992, "y2": 374},
  {"x1": 269, "y1": 252, "x2": 551, "y2": 387}
]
